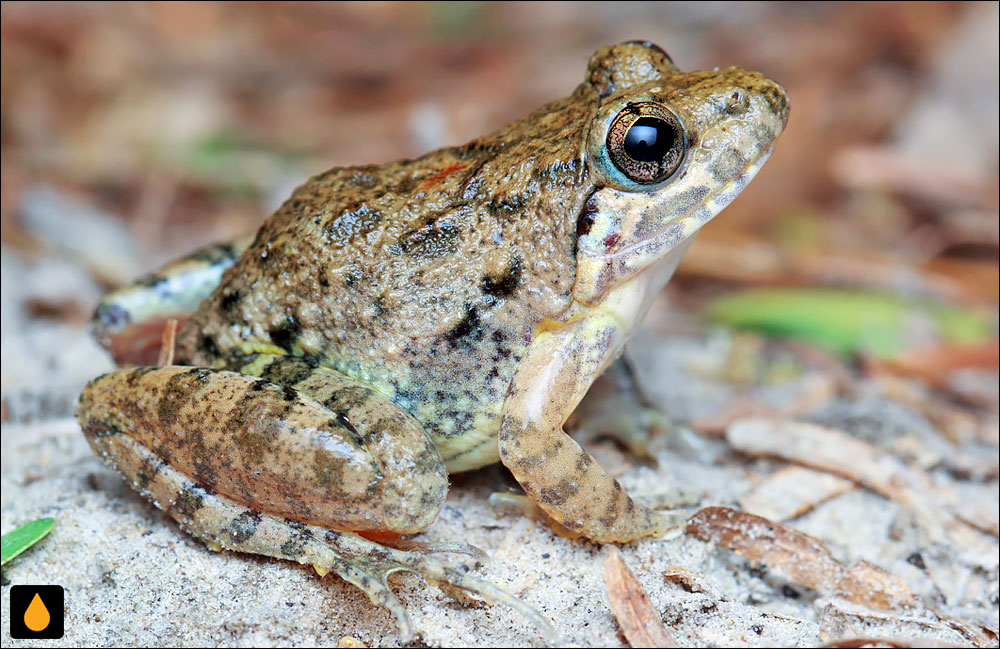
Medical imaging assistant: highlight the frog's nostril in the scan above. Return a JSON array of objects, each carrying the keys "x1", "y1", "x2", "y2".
[{"x1": 724, "y1": 90, "x2": 749, "y2": 116}]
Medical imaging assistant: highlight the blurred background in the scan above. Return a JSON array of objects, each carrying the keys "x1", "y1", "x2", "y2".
[{"x1": 1, "y1": 1, "x2": 997, "y2": 427}]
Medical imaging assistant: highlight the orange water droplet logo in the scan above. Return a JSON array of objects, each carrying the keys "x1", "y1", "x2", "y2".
[{"x1": 24, "y1": 592, "x2": 51, "y2": 632}]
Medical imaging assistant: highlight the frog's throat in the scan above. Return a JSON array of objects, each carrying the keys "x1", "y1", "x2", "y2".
[{"x1": 573, "y1": 145, "x2": 775, "y2": 306}]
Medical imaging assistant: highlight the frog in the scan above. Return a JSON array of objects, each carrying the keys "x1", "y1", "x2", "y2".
[{"x1": 77, "y1": 41, "x2": 789, "y2": 642}]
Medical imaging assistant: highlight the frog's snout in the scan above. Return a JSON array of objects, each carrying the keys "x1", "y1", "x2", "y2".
[{"x1": 762, "y1": 78, "x2": 791, "y2": 129}]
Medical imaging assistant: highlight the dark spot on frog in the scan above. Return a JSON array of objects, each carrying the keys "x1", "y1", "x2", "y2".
[
  {"x1": 227, "y1": 510, "x2": 262, "y2": 544},
  {"x1": 322, "y1": 385, "x2": 373, "y2": 411},
  {"x1": 603, "y1": 233, "x2": 621, "y2": 249},
  {"x1": 219, "y1": 289, "x2": 243, "y2": 313},
  {"x1": 481, "y1": 257, "x2": 522, "y2": 298},
  {"x1": 762, "y1": 85, "x2": 789, "y2": 121},
  {"x1": 134, "y1": 273, "x2": 167, "y2": 290},
  {"x1": 136, "y1": 456, "x2": 164, "y2": 490},
  {"x1": 268, "y1": 315, "x2": 302, "y2": 353},
  {"x1": 576, "y1": 193, "x2": 599, "y2": 242},
  {"x1": 191, "y1": 241, "x2": 240, "y2": 265},
  {"x1": 443, "y1": 305, "x2": 483, "y2": 346},
  {"x1": 280, "y1": 533, "x2": 307, "y2": 558},
  {"x1": 279, "y1": 384, "x2": 298, "y2": 403},
  {"x1": 198, "y1": 333, "x2": 220, "y2": 358},
  {"x1": 158, "y1": 368, "x2": 213, "y2": 427},
  {"x1": 81, "y1": 420, "x2": 121, "y2": 440},
  {"x1": 532, "y1": 157, "x2": 583, "y2": 186},
  {"x1": 312, "y1": 448, "x2": 347, "y2": 491},
  {"x1": 173, "y1": 483, "x2": 206, "y2": 520},
  {"x1": 487, "y1": 194, "x2": 528, "y2": 221},
  {"x1": 394, "y1": 219, "x2": 462, "y2": 260},
  {"x1": 93, "y1": 302, "x2": 131, "y2": 328},
  {"x1": 537, "y1": 477, "x2": 579, "y2": 506},
  {"x1": 261, "y1": 356, "x2": 319, "y2": 387},
  {"x1": 323, "y1": 202, "x2": 384, "y2": 244}
]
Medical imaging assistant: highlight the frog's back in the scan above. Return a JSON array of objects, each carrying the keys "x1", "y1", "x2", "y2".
[{"x1": 177, "y1": 92, "x2": 596, "y2": 457}]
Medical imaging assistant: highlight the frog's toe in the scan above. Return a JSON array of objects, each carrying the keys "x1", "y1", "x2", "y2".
[
  {"x1": 325, "y1": 549, "x2": 418, "y2": 641},
  {"x1": 317, "y1": 531, "x2": 558, "y2": 643}
]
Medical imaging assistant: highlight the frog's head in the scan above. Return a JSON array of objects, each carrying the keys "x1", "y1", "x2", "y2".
[{"x1": 573, "y1": 41, "x2": 789, "y2": 307}]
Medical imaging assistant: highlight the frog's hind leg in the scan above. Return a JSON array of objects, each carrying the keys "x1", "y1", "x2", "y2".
[
  {"x1": 98, "y1": 432, "x2": 551, "y2": 642},
  {"x1": 78, "y1": 361, "x2": 555, "y2": 641},
  {"x1": 92, "y1": 234, "x2": 253, "y2": 365}
]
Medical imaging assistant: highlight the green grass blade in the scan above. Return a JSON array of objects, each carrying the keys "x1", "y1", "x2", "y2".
[
  {"x1": 1, "y1": 517, "x2": 55, "y2": 566},
  {"x1": 706, "y1": 288, "x2": 991, "y2": 359}
]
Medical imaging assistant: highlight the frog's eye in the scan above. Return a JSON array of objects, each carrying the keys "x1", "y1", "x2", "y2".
[{"x1": 606, "y1": 102, "x2": 685, "y2": 185}]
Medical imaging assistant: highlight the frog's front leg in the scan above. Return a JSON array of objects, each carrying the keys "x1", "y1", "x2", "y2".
[
  {"x1": 499, "y1": 311, "x2": 672, "y2": 543},
  {"x1": 78, "y1": 361, "x2": 554, "y2": 641}
]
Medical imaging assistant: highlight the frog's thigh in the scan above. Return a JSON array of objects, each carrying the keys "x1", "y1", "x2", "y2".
[
  {"x1": 78, "y1": 364, "x2": 447, "y2": 534},
  {"x1": 499, "y1": 312, "x2": 670, "y2": 543}
]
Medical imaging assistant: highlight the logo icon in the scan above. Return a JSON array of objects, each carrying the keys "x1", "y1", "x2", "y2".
[{"x1": 9, "y1": 585, "x2": 64, "y2": 639}]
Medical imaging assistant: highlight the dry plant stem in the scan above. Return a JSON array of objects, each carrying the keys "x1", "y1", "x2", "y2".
[
  {"x1": 157, "y1": 317, "x2": 178, "y2": 367},
  {"x1": 604, "y1": 547, "x2": 678, "y2": 648}
]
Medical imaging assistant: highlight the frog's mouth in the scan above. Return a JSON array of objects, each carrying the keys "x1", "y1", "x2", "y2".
[{"x1": 573, "y1": 144, "x2": 776, "y2": 305}]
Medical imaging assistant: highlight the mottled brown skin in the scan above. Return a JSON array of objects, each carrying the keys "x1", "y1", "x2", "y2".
[
  {"x1": 79, "y1": 41, "x2": 789, "y2": 641},
  {"x1": 175, "y1": 84, "x2": 593, "y2": 465}
]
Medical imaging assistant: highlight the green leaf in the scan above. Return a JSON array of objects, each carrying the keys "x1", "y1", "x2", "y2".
[
  {"x1": 1, "y1": 517, "x2": 55, "y2": 566},
  {"x1": 706, "y1": 288, "x2": 991, "y2": 359}
]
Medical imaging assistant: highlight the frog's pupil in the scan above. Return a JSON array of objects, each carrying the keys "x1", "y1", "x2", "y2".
[{"x1": 624, "y1": 117, "x2": 674, "y2": 162}]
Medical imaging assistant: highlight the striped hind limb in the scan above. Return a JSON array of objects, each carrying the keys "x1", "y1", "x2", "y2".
[{"x1": 78, "y1": 364, "x2": 556, "y2": 641}]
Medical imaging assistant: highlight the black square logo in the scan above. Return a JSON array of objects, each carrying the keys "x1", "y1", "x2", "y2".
[{"x1": 9, "y1": 585, "x2": 64, "y2": 639}]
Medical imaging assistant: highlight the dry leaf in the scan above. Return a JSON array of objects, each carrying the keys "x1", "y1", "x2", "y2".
[
  {"x1": 604, "y1": 547, "x2": 678, "y2": 648},
  {"x1": 686, "y1": 507, "x2": 916, "y2": 610},
  {"x1": 739, "y1": 465, "x2": 855, "y2": 521}
]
